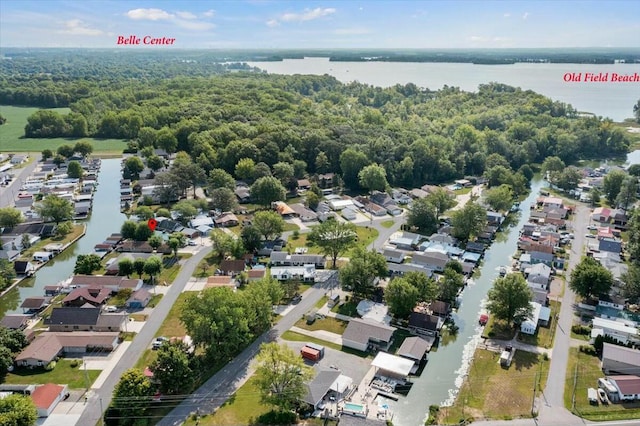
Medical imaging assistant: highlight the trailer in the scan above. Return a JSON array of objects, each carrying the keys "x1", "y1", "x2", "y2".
[
  {"x1": 301, "y1": 346, "x2": 321, "y2": 362},
  {"x1": 588, "y1": 388, "x2": 598, "y2": 405},
  {"x1": 305, "y1": 342, "x2": 325, "y2": 358}
]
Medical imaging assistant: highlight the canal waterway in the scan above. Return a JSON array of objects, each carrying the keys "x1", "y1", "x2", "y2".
[
  {"x1": 389, "y1": 176, "x2": 546, "y2": 426},
  {"x1": 0, "y1": 158, "x2": 126, "y2": 317}
]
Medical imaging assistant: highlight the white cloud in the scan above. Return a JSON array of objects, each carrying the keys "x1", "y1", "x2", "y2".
[
  {"x1": 280, "y1": 7, "x2": 336, "y2": 23},
  {"x1": 504, "y1": 13, "x2": 510, "y2": 18},
  {"x1": 176, "y1": 11, "x2": 197, "y2": 20},
  {"x1": 176, "y1": 20, "x2": 215, "y2": 31},
  {"x1": 523, "y1": 12, "x2": 529, "y2": 20},
  {"x1": 266, "y1": 19, "x2": 280, "y2": 28},
  {"x1": 126, "y1": 8, "x2": 174, "y2": 21},
  {"x1": 58, "y1": 19, "x2": 103, "y2": 36},
  {"x1": 469, "y1": 35, "x2": 487, "y2": 42},
  {"x1": 202, "y1": 9, "x2": 215, "y2": 18}
]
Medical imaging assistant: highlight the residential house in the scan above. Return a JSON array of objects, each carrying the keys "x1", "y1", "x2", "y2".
[
  {"x1": 455, "y1": 179, "x2": 472, "y2": 188},
  {"x1": 13, "y1": 260, "x2": 36, "y2": 276},
  {"x1": 397, "y1": 336, "x2": 432, "y2": 369},
  {"x1": 526, "y1": 263, "x2": 552, "y2": 286},
  {"x1": 270, "y1": 265, "x2": 316, "y2": 282},
  {"x1": 247, "y1": 269, "x2": 266, "y2": 282},
  {"x1": 31, "y1": 383, "x2": 68, "y2": 417},
  {"x1": 10, "y1": 154, "x2": 28, "y2": 164},
  {"x1": 429, "y1": 233, "x2": 457, "y2": 245},
  {"x1": 297, "y1": 179, "x2": 311, "y2": 192},
  {"x1": 301, "y1": 368, "x2": 342, "y2": 410},
  {"x1": 411, "y1": 252, "x2": 449, "y2": 273},
  {"x1": 189, "y1": 215, "x2": 214, "y2": 229},
  {"x1": 341, "y1": 207, "x2": 357, "y2": 220},
  {"x1": 387, "y1": 262, "x2": 434, "y2": 277},
  {"x1": 465, "y1": 241, "x2": 485, "y2": 254},
  {"x1": 69, "y1": 275, "x2": 143, "y2": 293},
  {"x1": 270, "y1": 252, "x2": 325, "y2": 268},
  {"x1": 370, "y1": 190, "x2": 402, "y2": 215},
  {"x1": 218, "y1": 259, "x2": 245, "y2": 276},
  {"x1": 0, "y1": 314, "x2": 29, "y2": 330},
  {"x1": 20, "y1": 297, "x2": 50, "y2": 314},
  {"x1": 273, "y1": 201, "x2": 297, "y2": 218},
  {"x1": 234, "y1": 186, "x2": 251, "y2": 203},
  {"x1": 15, "y1": 332, "x2": 119, "y2": 367},
  {"x1": 290, "y1": 203, "x2": 317, "y2": 222},
  {"x1": 62, "y1": 287, "x2": 111, "y2": 307},
  {"x1": 599, "y1": 238, "x2": 622, "y2": 254},
  {"x1": 156, "y1": 219, "x2": 182, "y2": 233},
  {"x1": 541, "y1": 197, "x2": 564, "y2": 209},
  {"x1": 317, "y1": 173, "x2": 335, "y2": 188},
  {"x1": 486, "y1": 211, "x2": 504, "y2": 227},
  {"x1": 409, "y1": 312, "x2": 444, "y2": 337},
  {"x1": 529, "y1": 251, "x2": 554, "y2": 267},
  {"x1": 409, "y1": 188, "x2": 430, "y2": 199},
  {"x1": 44, "y1": 308, "x2": 126, "y2": 332},
  {"x1": 214, "y1": 212, "x2": 239, "y2": 227},
  {"x1": 592, "y1": 207, "x2": 612, "y2": 223},
  {"x1": 520, "y1": 302, "x2": 551, "y2": 335},
  {"x1": 384, "y1": 249, "x2": 404, "y2": 264},
  {"x1": 430, "y1": 301, "x2": 451, "y2": 318},
  {"x1": 592, "y1": 317, "x2": 640, "y2": 344},
  {"x1": 607, "y1": 375, "x2": 640, "y2": 402},
  {"x1": 126, "y1": 288, "x2": 152, "y2": 309},
  {"x1": 611, "y1": 209, "x2": 629, "y2": 229},
  {"x1": 105, "y1": 253, "x2": 157, "y2": 275},
  {"x1": 2, "y1": 223, "x2": 56, "y2": 238},
  {"x1": 363, "y1": 201, "x2": 387, "y2": 217},
  {"x1": 342, "y1": 318, "x2": 396, "y2": 352},
  {"x1": 461, "y1": 251, "x2": 481, "y2": 264},
  {"x1": 602, "y1": 343, "x2": 640, "y2": 376},
  {"x1": 205, "y1": 275, "x2": 236, "y2": 289},
  {"x1": 328, "y1": 198, "x2": 355, "y2": 211},
  {"x1": 389, "y1": 231, "x2": 422, "y2": 250}
]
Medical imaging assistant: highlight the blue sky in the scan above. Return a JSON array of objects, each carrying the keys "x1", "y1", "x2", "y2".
[{"x1": 1, "y1": 1, "x2": 638, "y2": 48}]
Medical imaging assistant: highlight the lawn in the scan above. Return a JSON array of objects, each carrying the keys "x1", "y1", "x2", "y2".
[
  {"x1": 0, "y1": 105, "x2": 127, "y2": 154},
  {"x1": 281, "y1": 331, "x2": 369, "y2": 358},
  {"x1": 438, "y1": 349, "x2": 549, "y2": 424},
  {"x1": 331, "y1": 300, "x2": 359, "y2": 317},
  {"x1": 564, "y1": 348, "x2": 640, "y2": 421},
  {"x1": 5, "y1": 359, "x2": 101, "y2": 389},
  {"x1": 155, "y1": 253, "x2": 192, "y2": 285},
  {"x1": 380, "y1": 220, "x2": 395, "y2": 229},
  {"x1": 481, "y1": 316, "x2": 516, "y2": 341},
  {"x1": 18, "y1": 224, "x2": 85, "y2": 260},
  {"x1": 345, "y1": 226, "x2": 379, "y2": 256},
  {"x1": 156, "y1": 291, "x2": 194, "y2": 338},
  {"x1": 284, "y1": 233, "x2": 323, "y2": 255},
  {"x1": 294, "y1": 316, "x2": 348, "y2": 335},
  {"x1": 194, "y1": 252, "x2": 219, "y2": 278},
  {"x1": 182, "y1": 375, "x2": 271, "y2": 425}
]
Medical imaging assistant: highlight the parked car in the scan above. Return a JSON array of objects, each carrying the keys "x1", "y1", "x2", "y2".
[
  {"x1": 585, "y1": 234, "x2": 596, "y2": 239},
  {"x1": 188, "y1": 239, "x2": 198, "y2": 246},
  {"x1": 152, "y1": 336, "x2": 169, "y2": 350}
]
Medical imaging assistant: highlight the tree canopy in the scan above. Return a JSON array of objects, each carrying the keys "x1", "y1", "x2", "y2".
[
  {"x1": 486, "y1": 273, "x2": 533, "y2": 327},
  {"x1": 0, "y1": 207, "x2": 23, "y2": 229},
  {"x1": 339, "y1": 248, "x2": 387, "y2": 299},
  {"x1": 451, "y1": 202, "x2": 486, "y2": 242},
  {"x1": 251, "y1": 176, "x2": 286, "y2": 207},
  {"x1": 35, "y1": 195, "x2": 73, "y2": 225},
  {"x1": 570, "y1": 256, "x2": 613, "y2": 300},
  {"x1": 308, "y1": 219, "x2": 356, "y2": 268},
  {"x1": 407, "y1": 197, "x2": 438, "y2": 235},
  {"x1": 253, "y1": 210, "x2": 285, "y2": 241}
]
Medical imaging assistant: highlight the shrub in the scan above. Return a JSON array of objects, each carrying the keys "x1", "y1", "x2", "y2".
[
  {"x1": 425, "y1": 405, "x2": 440, "y2": 425},
  {"x1": 571, "y1": 325, "x2": 590, "y2": 335},
  {"x1": 45, "y1": 361, "x2": 56, "y2": 371},
  {"x1": 69, "y1": 359, "x2": 79, "y2": 368},
  {"x1": 543, "y1": 352, "x2": 549, "y2": 361},
  {"x1": 292, "y1": 230, "x2": 300, "y2": 240},
  {"x1": 579, "y1": 345, "x2": 597, "y2": 356},
  {"x1": 255, "y1": 410, "x2": 297, "y2": 425}
]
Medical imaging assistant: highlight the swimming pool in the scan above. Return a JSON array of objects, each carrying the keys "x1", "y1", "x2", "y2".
[{"x1": 344, "y1": 402, "x2": 366, "y2": 413}]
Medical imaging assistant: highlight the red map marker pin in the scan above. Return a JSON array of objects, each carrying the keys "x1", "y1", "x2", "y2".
[{"x1": 147, "y1": 218, "x2": 158, "y2": 232}]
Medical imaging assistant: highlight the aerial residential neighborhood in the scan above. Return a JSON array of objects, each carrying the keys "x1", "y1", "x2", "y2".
[{"x1": 1, "y1": 9, "x2": 640, "y2": 425}]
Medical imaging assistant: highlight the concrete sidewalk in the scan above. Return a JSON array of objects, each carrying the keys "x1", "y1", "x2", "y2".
[{"x1": 290, "y1": 326, "x2": 344, "y2": 346}]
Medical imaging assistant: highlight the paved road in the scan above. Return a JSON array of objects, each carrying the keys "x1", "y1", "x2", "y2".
[
  {"x1": 76, "y1": 246, "x2": 212, "y2": 426},
  {"x1": 0, "y1": 154, "x2": 40, "y2": 207},
  {"x1": 157, "y1": 272, "x2": 339, "y2": 426},
  {"x1": 535, "y1": 204, "x2": 589, "y2": 426}
]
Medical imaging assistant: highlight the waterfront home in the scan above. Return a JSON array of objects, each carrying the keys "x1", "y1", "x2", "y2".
[
  {"x1": 465, "y1": 241, "x2": 485, "y2": 254},
  {"x1": 486, "y1": 211, "x2": 505, "y2": 227},
  {"x1": 62, "y1": 287, "x2": 111, "y2": 307},
  {"x1": 20, "y1": 297, "x2": 51, "y2": 314},
  {"x1": 397, "y1": 336, "x2": 432, "y2": 372},
  {"x1": 45, "y1": 307, "x2": 126, "y2": 332},
  {"x1": 387, "y1": 262, "x2": 434, "y2": 277},
  {"x1": 541, "y1": 196, "x2": 564, "y2": 209},
  {"x1": 430, "y1": 301, "x2": 451, "y2": 318},
  {"x1": 408, "y1": 312, "x2": 444, "y2": 337},
  {"x1": 69, "y1": 275, "x2": 143, "y2": 293},
  {"x1": 372, "y1": 351, "x2": 414, "y2": 381},
  {"x1": 526, "y1": 263, "x2": 552, "y2": 285},
  {"x1": 13, "y1": 260, "x2": 36, "y2": 276},
  {"x1": 411, "y1": 252, "x2": 449, "y2": 273},
  {"x1": 342, "y1": 318, "x2": 396, "y2": 352},
  {"x1": 15, "y1": 332, "x2": 119, "y2": 367},
  {"x1": 599, "y1": 238, "x2": 622, "y2": 254},
  {"x1": 602, "y1": 343, "x2": 640, "y2": 376},
  {"x1": 301, "y1": 368, "x2": 342, "y2": 410},
  {"x1": 0, "y1": 314, "x2": 30, "y2": 330}
]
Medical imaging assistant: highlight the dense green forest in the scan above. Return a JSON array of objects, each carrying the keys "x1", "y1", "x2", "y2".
[{"x1": 0, "y1": 52, "x2": 631, "y2": 188}]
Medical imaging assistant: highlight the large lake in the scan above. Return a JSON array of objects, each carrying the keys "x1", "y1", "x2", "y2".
[{"x1": 248, "y1": 58, "x2": 640, "y2": 122}]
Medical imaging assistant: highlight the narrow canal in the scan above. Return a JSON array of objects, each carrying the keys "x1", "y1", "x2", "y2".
[
  {"x1": 391, "y1": 177, "x2": 546, "y2": 426},
  {"x1": 0, "y1": 158, "x2": 126, "y2": 316}
]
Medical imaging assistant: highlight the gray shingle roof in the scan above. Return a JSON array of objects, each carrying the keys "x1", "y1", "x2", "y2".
[{"x1": 342, "y1": 318, "x2": 396, "y2": 345}]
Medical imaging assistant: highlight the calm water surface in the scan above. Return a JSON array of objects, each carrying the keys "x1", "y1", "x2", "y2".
[
  {"x1": 248, "y1": 58, "x2": 640, "y2": 121},
  {"x1": 0, "y1": 158, "x2": 126, "y2": 316}
]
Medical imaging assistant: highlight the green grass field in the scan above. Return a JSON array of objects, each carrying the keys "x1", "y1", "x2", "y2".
[
  {"x1": 5, "y1": 359, "x2": 101, "y2": 389},
  {"x1": 0, "y1": 105, "x2": 127, "y2": 154}
]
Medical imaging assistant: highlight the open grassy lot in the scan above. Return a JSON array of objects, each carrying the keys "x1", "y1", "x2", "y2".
[
  {"x1": 294, "y1": 316, "x2": 348, "y2": 335},
  {"x1": 438, "y1": 349, "x2": 549, "y2": 424},
  {"x1": 331, "y1": 300, "x2": 359, "y2": 317},
  {"x1": 380, "y1": 220, "x2": 395, "y2": 228},
  {"x1": 0, "y1": 105, "x2": 126, "y2": 154},
  {"x1": 182, "y1": 375, "x2": 271, "y2": 425},
  {"x1": 565, "y1": 348, "x2": 640, "y2": 421},
  {"x1": 481, "y1": 316, "x2": 516, "y2": 341},
  {"x1": 5, "y1": 359, "x2": 101, "y2": 389}
]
